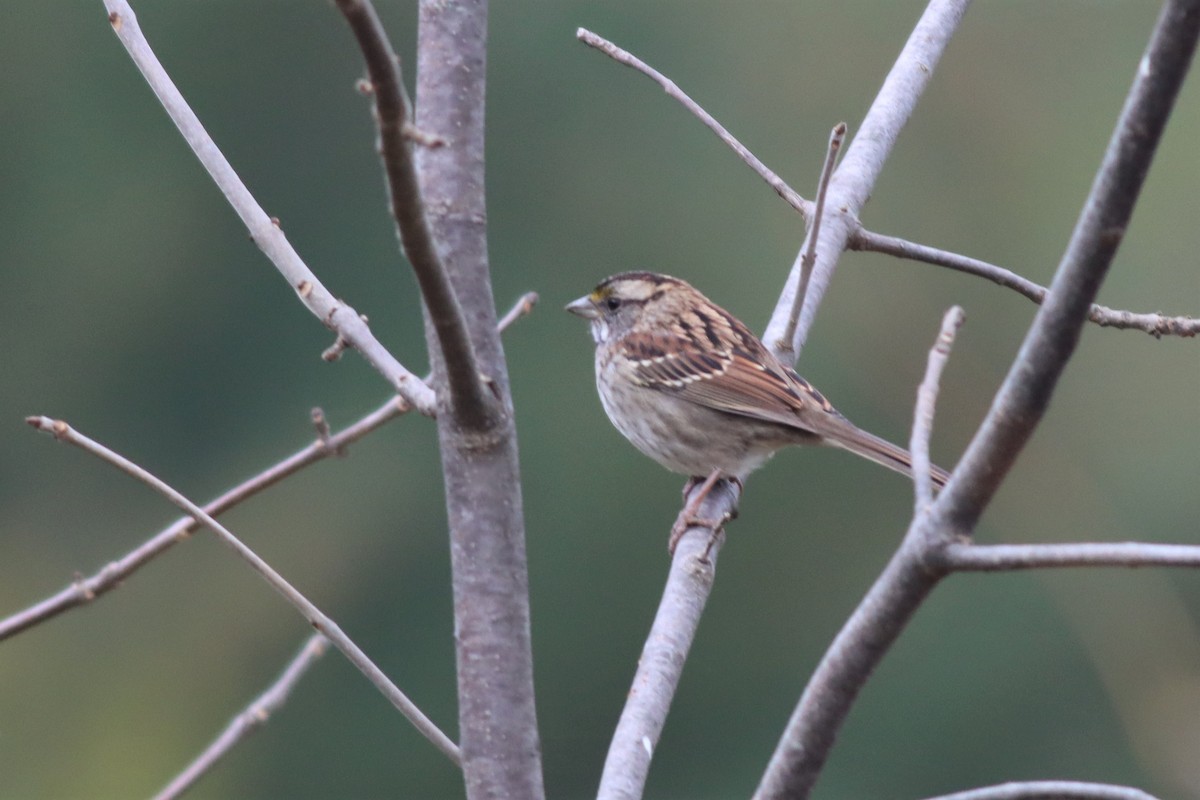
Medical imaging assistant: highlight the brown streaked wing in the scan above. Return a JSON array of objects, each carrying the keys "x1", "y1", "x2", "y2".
[{"x1": 618, "y1": 330, "x2": 832, "y2": 433}]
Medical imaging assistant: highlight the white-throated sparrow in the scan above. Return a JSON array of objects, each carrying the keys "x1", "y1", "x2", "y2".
[{"x1": 566, "y1": 272, "x2": 950, "y2": 550}]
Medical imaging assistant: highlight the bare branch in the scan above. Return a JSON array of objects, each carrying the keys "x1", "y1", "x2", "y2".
[
  {"x1": 935, "y1": 0, "x2": 1200, "y2": 536},
  {"x1": 597, "y1": 481, "x2": 737, "y2": 800},
  {"x1": 777, "y1": 123, "x2": 847, "y2": 356},
  {"x1": 578, "y1": 23, "x2": 1195, "y2": 341},
  {"x1": 414, "y1": 1, "x2": 546, "y2": 796},
  {"x1": 0, "y1": 290, "x2": 536, "y2": 643},
  {"x1": 944, "y1": 541, "x2": 1200, "y2": 571},
  {"x1": 756, "y1": 6, "x2": 1200, "y2": 796},
  {"x1": 334, "y1": 0, "x2": 498, "y2": 429},
  {"x1": 851, "y1": 228, "x2": 1199, "y2": 338},
  {"x1": 101, "y1": 1, "x2": 435, "y2": 415},
  {"x1": 0, "y1": 398, "x2": 405, "y2": 641},
  {"x1": 764, "y1": 0, "x2": 972, "y2": 358},
  {"x1": 911, "y1": 306, "x2": 965, "y2": 510},
  {"x1": 25, "y1": 417, "x2": 461, "y2": 766},
  {"x1": 497, "y1": 291, "x2": 540, "y2": 332},
  {"x1": 922, "y1": 780, "x2": 1160, "y2": 800},
  {"x1": 576, "y1": 28, "x2": 811, "y2": 219},
  {"x1": 152, "y1": 634, "x2": 330, "y2": 800},
  {"x1": 754, "y1": 527, "x2": 946, "y2": 800}
]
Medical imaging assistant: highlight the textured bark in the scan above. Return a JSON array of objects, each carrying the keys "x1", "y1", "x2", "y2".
[{"x1": 415, "y1": 1, "x2": 545, "y2": 798}]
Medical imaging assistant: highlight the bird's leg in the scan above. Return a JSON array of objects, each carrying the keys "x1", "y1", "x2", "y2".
[{"x1": 669, "y1": 469, "x2": 730, "y2": 555}]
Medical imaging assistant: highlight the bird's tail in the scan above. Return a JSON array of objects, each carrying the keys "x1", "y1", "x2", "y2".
[{"x1": 828, "y1": 424, "x2": 951, "y2": 488}]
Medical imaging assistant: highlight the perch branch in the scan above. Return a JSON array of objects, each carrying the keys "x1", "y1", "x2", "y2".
[
  {"x1": 597, "y1": 481, "x2": 738, "y2": 800},
  {"x1": 911, "y1": 307, "x2": 965, "y2": 510},
  {"x1": 152, "y1": 634, "x2": 330, "y2": 800},
  {"x1": 0, "y1": 291, "x2": 535, "y2": 642},
  {"x1": 101, "y1": 0, "x2": 435, "y2": 415},
  {"x1": 26, "y1": 416, "x2": 461, "y2": 766},
  {"x1": 335, "y1": 0, "x2": 497, "y2": 428}
]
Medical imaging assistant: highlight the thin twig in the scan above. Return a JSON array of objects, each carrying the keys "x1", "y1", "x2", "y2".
[
  {"x1": 851, "y1": 228, "x2": 1199, "y2": 338},
  {"x1": 576, "y1": 28, "x2": 812, "y2": 219},
  {"x1": 497, "y1": 291, "x2": 540, "y2": 332},
  {"x1": 596, "y1": 481, "x2": 737, "y2": 800},
  {"x1": 0, "y1": 290, "x2": 535, "y2": 642},
  {"x1": 943, "y1": 541, "x2": 1200, "y2": 571},
  {"x1": 101, "y1": 1, "x2": 435, "y2": 415},
  {"x1": 335, "y1": 0, "x2": 497, "y2": 429},
  {"x1": 763, "y1": 0, "x2": 973, "y2": 359},
  {"x1": 934, "y1": 0, "x2": 1200, "y2": 536},
  {"x1": 777, "y1": 123, "x2": 847, "y2": 356},
  {"x1": 153, "y1": 634, "x2": 330, "y2": 800},
  {"x1": 911, "y1": 307, "x2": 965, "y2": 510},
  {"x1": 921, "y1": 780, "x2": 1160, "y2": 800},
  {"x1": 0, "y1": 398, "x2": 403, "y2": 641},
  {"x1": 579, "y1": 25, "x2": 1195, "y2": 341},
  {"x1": 26, "y1": 416, "x2": 461, "y2": 766}
]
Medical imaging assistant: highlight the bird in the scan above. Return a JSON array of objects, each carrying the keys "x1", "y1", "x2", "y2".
[{"x1": 565, "y1": 271, "x2": 951, "y2": 553}]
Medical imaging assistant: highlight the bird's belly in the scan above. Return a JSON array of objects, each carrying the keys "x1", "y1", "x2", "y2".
[{"x1": 598, "y1": 379, "x2": 777, "y2": 479}]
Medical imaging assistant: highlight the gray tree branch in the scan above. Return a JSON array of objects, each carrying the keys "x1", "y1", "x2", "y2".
[
  {"x1": 921, "y1": 780, "x2": 1159, "y2": 800},
  {"x1": 101, "y1": 0, "x2": 435, "y2": 415},
  {"x1": 410, "y1": 1, "x2": 546, "y2": 796},
  {"x1": 933, "y1": 0, "x2": 1200, "y2": 537},
  {"x1": 763, "y1": 0, "x2": 973, "y2": 358},
  {"x1": 0, "y1": 292, "x2": 536, "y2": 644},
  {"x1": 152, "y1": 634, "x2": 330, "y2": 800},
  {"x1": 755, "y1": 2, "x2": 1200, "y2": 797},
  {"x1": 0, "y1": 398, "x2": 406, "y2": 641},
  {"x1": 577, "y1": 27, "x2": 1196, "y2": 340},
  {"x1": 849, "y1": 229, "x2": 1199, "y2": 337},
  {"x1": 911, "y1": 307, "x2": 965, "y2": 510},
  {"x1": 335, "y1": 0, "x2": 497, "y2": 428},
  {"x1": 596, "y1": 482, "x2": 736, "y2": 800},
  {"x1": 576, "y1": 28, "x2": 811, "y2": 220},
  {"x1": 26, "y1": 417, "x2": 461, "y2": 765},
  {"x1": 943, "y1": 541, "x2": 1200, "y2": 571}
]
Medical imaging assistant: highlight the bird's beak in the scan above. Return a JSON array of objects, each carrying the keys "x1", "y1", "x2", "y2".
[{"x1": 565, "y1": 295, "x2": 599, "y2": 320}]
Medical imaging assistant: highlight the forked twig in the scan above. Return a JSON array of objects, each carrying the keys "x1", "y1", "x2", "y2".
[
  {"x1": 335, "y1": 0, "x2": 497, "y2": 428},
  {"x1": 756, "y1": 3, "x2": 1200, "y2": 796},
  {"x1": 101, "y1": 0, "x2": 435, "y2": 414},
  {"x1": 579, "y1": 25, "x2": 1196, "y2": 340}
]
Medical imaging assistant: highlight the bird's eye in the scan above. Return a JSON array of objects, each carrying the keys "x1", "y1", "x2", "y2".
[{"x1": 604, "y1": 297, "x2": 621, "y2": 312}]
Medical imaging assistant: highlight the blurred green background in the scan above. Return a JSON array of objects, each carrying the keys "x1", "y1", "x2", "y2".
[{"x1": 2, "y1": 2, "x2": 1198, "y2": 798}]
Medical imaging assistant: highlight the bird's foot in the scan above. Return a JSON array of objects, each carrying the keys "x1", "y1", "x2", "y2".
[{"x1": 668, "y1": 471, "x2": 738, "y2": 559}]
